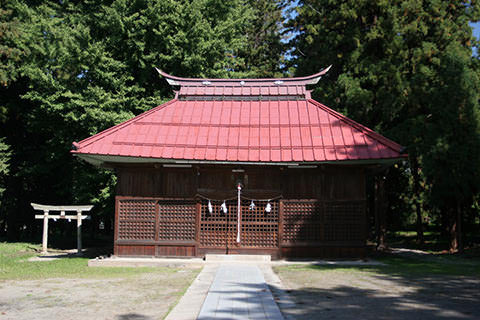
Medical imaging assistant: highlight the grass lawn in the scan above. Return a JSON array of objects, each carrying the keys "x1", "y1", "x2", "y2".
[
  {"x1": 0, "y1": 242, "x2": 201, "y2": 320},
  {"x1": 0, "y1": 241, "x2": 174, "y2": 280}
]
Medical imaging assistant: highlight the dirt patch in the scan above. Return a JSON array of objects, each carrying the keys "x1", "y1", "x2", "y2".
[
  {"x1": 274, "y1": 266, "x2": 480, "y2": 320},
  {"x1": 0, "y1": 268, "x2": 200, "y2": 320}
]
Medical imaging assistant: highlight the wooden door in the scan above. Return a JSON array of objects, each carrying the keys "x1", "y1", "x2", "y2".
[{"x1": 199, "y1": 199, "x2": 279, "y2": 253}]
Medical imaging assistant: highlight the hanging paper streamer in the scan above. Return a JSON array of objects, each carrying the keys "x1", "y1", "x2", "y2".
[
  {"x1": 208, "y1": 200, "x2": 213, "y2": 214},
  {"x1": 265, "y1": 201, "x2": 272, "y2": 213},
  {"x1": 249, "y1": 200, "x2": 255, "y2": 210},
  {"x1": 237, "y1": 183, "x2": 241, "y2": 243},
  {"x1": 221, "y1": 201, "x2": 228, "y2": 214}
]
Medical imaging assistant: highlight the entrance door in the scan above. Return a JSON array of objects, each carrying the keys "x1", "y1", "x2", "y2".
[{"x1": 199, "y1": 198, "x2": 279, "y2": 253}]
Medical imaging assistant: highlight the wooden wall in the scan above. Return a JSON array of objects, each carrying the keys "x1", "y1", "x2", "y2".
[
  {"x1": 116, "y1": 165, "x2": 365, "y2": 200},
  {"x1": 113, "y1": 164, "x2": 367, "y2": 258}
]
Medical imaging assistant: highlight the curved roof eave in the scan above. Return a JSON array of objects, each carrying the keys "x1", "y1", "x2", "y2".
[{"x1": 155, "y1": 66, "x2": 332, "y2": 87}]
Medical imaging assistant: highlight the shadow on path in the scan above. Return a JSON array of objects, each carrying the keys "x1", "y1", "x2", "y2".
[{"x1": 117, "y1": 313, "x2": 152, "y2": 320}]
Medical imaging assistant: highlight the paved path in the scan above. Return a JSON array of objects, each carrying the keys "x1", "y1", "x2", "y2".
[
  {"x1": 159, "y1": 257, "x2": 381, "y2": 319},
  {"x1": 197, "y1": 264, "x2": 284, "y2": 320}
]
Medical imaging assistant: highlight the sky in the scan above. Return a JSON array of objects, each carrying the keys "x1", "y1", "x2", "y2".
[
  {"x1": 472, "y1": 22, "x2": 480, "y2": 56},
  {"x1": 472, "y1": 22, "x2": 480, "y2": 39}
]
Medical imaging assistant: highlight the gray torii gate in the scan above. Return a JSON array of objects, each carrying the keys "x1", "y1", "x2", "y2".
[{"x1": 31, "y1": 203, "x2": 93, "y2": 255}]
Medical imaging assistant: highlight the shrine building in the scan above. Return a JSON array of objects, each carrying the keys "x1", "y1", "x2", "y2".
[{"x1": 71, "y1": 68, "x2": 407, "y2": 259}]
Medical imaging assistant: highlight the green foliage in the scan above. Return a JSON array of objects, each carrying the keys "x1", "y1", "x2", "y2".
[
  {"x1": 239, "y1": 0, "x2": 286, "y2": 77},
  {"x1": 0, "y1": 138, "x2": 10, "y2": 198},
  {"x1": 0, "y1": 0, "x2": 286, "y2": 240},
  {"x1": 0, "y1": 6, "x2": 28, "y2": 88},
  {"x1": 288, "y1": 0, "x2": 480, "y2": 249}
]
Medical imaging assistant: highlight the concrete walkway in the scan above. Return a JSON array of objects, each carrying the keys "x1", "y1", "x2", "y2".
[
  {"x1": 165, "y1": 259, "x2": 285, "y2": 320},
  {"x1": 197, "y1": 264, "x2": 284, "y2": 320}
]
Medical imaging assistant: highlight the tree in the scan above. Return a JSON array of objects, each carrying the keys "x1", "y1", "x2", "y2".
[
  {"x1": 288, "y1": 0, "x2": 480, "y2": 251},
  {"x1": 240, "y1": 0, "x2": 286, "y2": 77},
  {"x1": 0, "y1": 0, "x2": 286, "y2": 240}
]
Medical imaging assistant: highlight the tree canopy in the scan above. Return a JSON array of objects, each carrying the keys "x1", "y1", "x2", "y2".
[
  {"x1": 0, "y1": 0, "x2": 479, "y2": 251},
  {"x1": 288, "y1": 0, "x2": 480, "y2": 250}
]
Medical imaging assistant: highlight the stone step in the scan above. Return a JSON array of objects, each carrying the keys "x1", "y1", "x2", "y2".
[{"x1": 205, "y1": 254, "x2": 271, "y2": 262}]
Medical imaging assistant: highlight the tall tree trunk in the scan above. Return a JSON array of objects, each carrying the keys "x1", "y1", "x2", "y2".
[
  {"x1": 410, "y1": 154, "x2": 424, "y2": 244},
  {"x1": 449, "y1": 202, "x2": 464, "y2": 253},
  {"x1": 375, "y1": 174, "x2": 387, "y2": 250},
  {"x1": 456, "y1": 203, "x2": 463, "y2": 253},
  {"x1": 449, "y1": 207, "x2": 458, "y2": 252}
]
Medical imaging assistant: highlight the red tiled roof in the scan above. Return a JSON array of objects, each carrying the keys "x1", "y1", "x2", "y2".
[
  {"x1": 72, "y1": 69, "x2": 406, "y2": 165},
  {"x1": 72, "y1": 101, "x2": 406, "y2": 165}
]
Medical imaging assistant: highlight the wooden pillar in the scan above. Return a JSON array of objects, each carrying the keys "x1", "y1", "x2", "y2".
[
  {"x1": 195, "y1": 201, "x2": 201, "y2": 256},
  {"x1": 375, "y1": 175, "x2": 387, "y2": 251},
  {"x1": 77, "y1": 210, "x2": 83, "y2": 255},
  {"x1": 278, "y1": 200, "x2": 284, "y2": 259},
  {"x1": 42, "y1": 210, "x2": 49, "y2": 254}
]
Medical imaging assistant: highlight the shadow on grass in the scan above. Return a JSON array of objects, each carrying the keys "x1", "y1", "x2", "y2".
[
  {"x1": 273, "y1": 255, "x2": 480, "y2": 320},
  {"x1": 275, "y1": 282, "x2": 478, "y2": 320},
  {"x1": 0, "y1": 238, "x2": 113, "y2": 259},
  {"x1": 33, "y1": 246, "x2": 113, "y2": 259}
]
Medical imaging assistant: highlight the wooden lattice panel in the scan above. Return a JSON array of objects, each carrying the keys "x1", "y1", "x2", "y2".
[
  {"x1": 282, "y1": 200, "x2": 322, "y2": 243},
  {"x1": 199, "y1": 200, "x2": 237, "y2": 247},
  {"x1": 324, "y1": 201, "x2": 365, "y2": 241},
  {"x1": 118, "y1": 199, "x2": 156, "y2": 240},
  {"x1": 240, "y1": 200, "x2": 278, "y2": 248},
  {"x1": 199, "y1": 199, "x2": 279, "y2": 248},
  {"x1": 157, "y1": 200, "x2": 196, "y2": 241}
]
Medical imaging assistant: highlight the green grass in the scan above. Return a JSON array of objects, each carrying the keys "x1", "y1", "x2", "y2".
[
  {"x1": 387, "y1": 229, "x2": 480, "y2": 253},
  {"x1": 387, "y1": 230, "x2": 450, "y2": 252},
  {"x1": 0, "y1": 242, "x2": 175, "y2": 280},
  {"x1": 275, "y1": 253, "x2": 480, "y2": 278},
  {"x1": 163, "y1": 268, "x2": 201, "y2": 319},
  {"x1": 377, "y1": 255, "x2": 480, "y2": 277}
]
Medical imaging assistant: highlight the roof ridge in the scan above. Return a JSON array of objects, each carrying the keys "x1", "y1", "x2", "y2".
[
  {"x1": 307, "y1": 99, "x2": 404, "y2": 153},
  {"x1": 157, "y1": 66, "x2": 332, "y2": 87},
  {"x1": 73, "y1": 99, "x2": 177, "y2": 150}
]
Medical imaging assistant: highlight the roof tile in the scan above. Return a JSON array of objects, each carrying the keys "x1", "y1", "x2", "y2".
[{"x1": 74, "y1": 98, "x2": 406, "y2": 163}]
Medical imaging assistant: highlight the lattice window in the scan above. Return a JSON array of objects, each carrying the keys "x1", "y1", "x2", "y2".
[
  {"x1": 118, "y1": 199, "x2": 156, "y2": 240},
  {"x1": 324, "y1": 201, "x2": 365, "y2": 241},
  {"x1": 282, "y1": 200, "x2": 322, "y2": 243},
  {"x1": 157, "y1": 200, "x2": 196, "y2": 241}
]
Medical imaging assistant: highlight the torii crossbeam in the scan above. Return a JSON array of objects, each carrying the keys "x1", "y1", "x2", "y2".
[{"x1": 31, "y1": 203, "x2": 93, "y2": 255}]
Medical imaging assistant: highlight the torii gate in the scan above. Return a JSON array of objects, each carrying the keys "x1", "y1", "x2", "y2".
[{"x1": 31, "y1": 203, "x2": 93, "y2": 255}]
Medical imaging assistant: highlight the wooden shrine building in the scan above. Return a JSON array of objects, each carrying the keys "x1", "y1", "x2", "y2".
[{"x1": 72, "y1": 68, "x2": 407, "y2": 259}]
